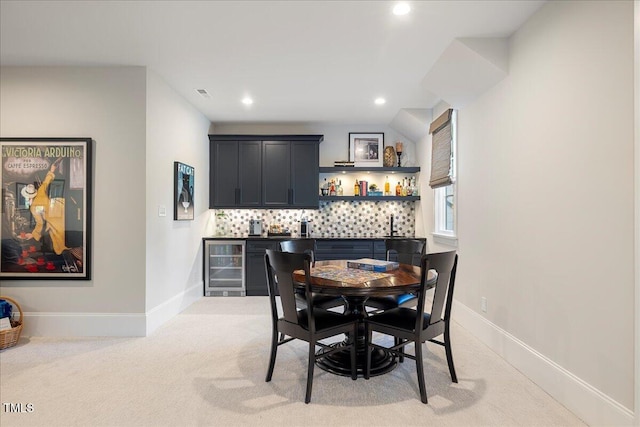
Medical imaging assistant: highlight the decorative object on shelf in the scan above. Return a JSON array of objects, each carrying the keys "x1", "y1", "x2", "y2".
[
  {"x1": 0, "y1": 296, "x2": 23, "y2": 350},
  {"x1": 1, "y1": 137, "x2": 92, "y2": 280},
  {"x1": 383, "y1": 146, "x2": 397, "y2": 167},
  {"x1": 395, "y1": 142, "x2": 404, "y2": 167},
  {"x1": 359, "y1": 180, "x2": 368, "y2": 196},
  {"x1": 334, "y1": 160, "x2": 355, "y2": 167},
  {"x1": 349, "y1": 133, "x2": 384, "y2": 167},
  {"x1": 215, "y1": 210, "x2": 228, "y2": 236},
  {"x1": 174, "y1": 161, "x2": 194, "y2": 221}
]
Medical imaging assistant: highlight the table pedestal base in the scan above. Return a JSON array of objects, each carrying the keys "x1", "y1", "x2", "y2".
[
  {"x1": 316, "y1": 343, "x2": 396, "y2": 377},
  {"x1": 315, "y1": 295, "x2": 397, "y2": 377}
]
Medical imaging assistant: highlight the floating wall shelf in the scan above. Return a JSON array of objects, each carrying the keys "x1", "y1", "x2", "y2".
[
  {"x1": 319, "y1": 167, "x2": 420, "y2": 173},
  {"x1": 320, "y1": 196, "x2": 420, "y2": 201}
]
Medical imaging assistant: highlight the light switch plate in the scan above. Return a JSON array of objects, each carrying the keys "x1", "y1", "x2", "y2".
[{"x1": 158, "y1": 205, "x2": 166, "y2": 217}]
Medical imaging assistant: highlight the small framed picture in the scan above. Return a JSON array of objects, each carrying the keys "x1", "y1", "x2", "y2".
[
  {"x1": 348, "y1": 133, "x2": 384, "y2": 167},
  {"x1": 174, "y1": 161, "x2": 195, "y2": 220}
]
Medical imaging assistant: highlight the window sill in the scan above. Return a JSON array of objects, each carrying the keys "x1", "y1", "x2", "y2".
[{"x1": 431, "y1": 232, "x2": 458, "y2": 247}]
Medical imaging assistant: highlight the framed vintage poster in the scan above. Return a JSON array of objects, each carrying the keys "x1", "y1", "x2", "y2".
[
  {"x1": 174, "y1": 162, "x2": 194, "y2": 220},
  {"x1": 348, "y1": 132, "x2": 384, "y2": 167},
  {"x1": 1, "y1": 137, "x2": 92, "y2": 280}
]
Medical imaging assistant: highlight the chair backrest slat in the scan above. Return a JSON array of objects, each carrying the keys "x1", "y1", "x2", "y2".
[
  {"x1": 280, "y1": 239, "x2": 316, "y2": 265},
  {"x1": 415, "y1": 251, "x2": 458, "y2": 330},
  {"x1": 265, "y1": 249, "x2": 312, "y2": 325},
  {"x1": 385, "y1": 239, "x2": 425, "y2": 266}
]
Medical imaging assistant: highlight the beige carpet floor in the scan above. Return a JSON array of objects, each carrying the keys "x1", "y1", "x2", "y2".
[{"x1": 0, "y1": 297, "x2": 586, "y2": 427}]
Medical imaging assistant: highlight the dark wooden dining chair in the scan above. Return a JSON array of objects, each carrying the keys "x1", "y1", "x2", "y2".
[
  {"x1": 279, "y1": 239, "x2": 344, "y2": 311},
  {"x1": 264, "y1": 249, "x2": 357, "y2": 403},
  {"x1": 365, "y1": 238, "x2": 426, "y2": 312},
  {"x1": 364, "y1": 250, "x2": 458, "y2": 404}
]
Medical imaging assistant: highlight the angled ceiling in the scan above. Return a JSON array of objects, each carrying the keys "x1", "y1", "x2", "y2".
[{"x1": 0, "y1": 1, "x2": 545, "y2": 125}]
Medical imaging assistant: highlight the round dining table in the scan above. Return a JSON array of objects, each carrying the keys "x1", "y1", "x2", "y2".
[{"x1": 292, "y1": 259, "x2": 435, "y2": 377}]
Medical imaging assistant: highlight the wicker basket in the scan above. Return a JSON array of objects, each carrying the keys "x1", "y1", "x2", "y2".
[{"x1": 0, "y1": 296, "x2": 23, "y2": 350}]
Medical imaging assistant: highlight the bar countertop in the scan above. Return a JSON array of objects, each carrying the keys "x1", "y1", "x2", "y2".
[{"x1": 202, "y1": 235, "x2": 424, "y2": 241}]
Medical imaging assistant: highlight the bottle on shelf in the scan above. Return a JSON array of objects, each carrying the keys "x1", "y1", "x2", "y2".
[
  {"x1": 384, "y1": 176, "x2": 390, "y2": 196},
  {"x1": 329, "y1": 179, "x2": 336, "y2": 196},
  {"x1": 354, "y1": 178, "x2": 360, "y2": 196},
  {"x1": 395, "y1": 181, "x2": 402, "y2": 196},
  {"x1": 337, "y1": 179, "x2": 343, "y2": 196}
]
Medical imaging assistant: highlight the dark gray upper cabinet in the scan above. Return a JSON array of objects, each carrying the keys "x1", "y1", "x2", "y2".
[
  {"x1": 238, "y1": 141, "x2": 262, "y2": 206},
  {"x1": 263, "y1": 141, "x2": 291, "y2": 207},
  {"x1": 291, "y1": 141, "x2": 319, "y2": 207},
  {"x1": 209, "y1": 135, "x2": 322, "y2": 209},
  {"x1": 210, "y1": 140, "x2": 239, "y2": 207}
]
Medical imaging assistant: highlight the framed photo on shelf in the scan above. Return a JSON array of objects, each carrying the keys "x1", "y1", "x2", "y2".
[
  {"x1": 348, "y1": 132, "x2": 384, "y2": 167},
  {"x1": 0, "y1": 137, "x2": 92, "y2": 280},
  {"x1": 174, "y1": 161, "x2": 194, "y2": 221}
]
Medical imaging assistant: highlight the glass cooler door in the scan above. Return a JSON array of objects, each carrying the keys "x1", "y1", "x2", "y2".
[{"x1": 204, "y1": 240, "x2": 245, "y2": 296}]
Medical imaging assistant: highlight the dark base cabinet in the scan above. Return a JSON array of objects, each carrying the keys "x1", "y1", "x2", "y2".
[
  {"x1": 245, "y1": 240, "x2": 279, "y2": 296},
  {"x1": 373, "y1": 240, "x2": 387, "y2": 260},
  {"x1": 242, "y1": 238, "x2": 426, "y2": 296},
  {"x1": 315, "y1": 240, "x2": 374, "y2": 261},
  {"x1": 317, "y1": 239, "x2": 425, "y2": 262}
]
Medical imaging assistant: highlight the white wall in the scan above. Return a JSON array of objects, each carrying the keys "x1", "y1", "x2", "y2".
[
  {"x1": 0, "y1": 66, "x2": 211, "y2": 337},
  {"x1": 634, "y1": 1, "x2": 639, "y2": 424},
  {"x1": 145, "y1": 70, "x2": 211, "y2": 333},
  {"x1": 213, "y1": 122, "x2": 419, "y2": 167},
  {"x1": 0, "y1": 66, "x2": 148, "y2": 335},
  {"x1": 454, "y1": 1, "x2": 635, "y2": 423}
]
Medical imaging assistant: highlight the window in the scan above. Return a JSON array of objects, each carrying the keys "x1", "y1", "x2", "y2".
[{"x1": 430, "y1": 109, "x2": 457, "y2": 244}]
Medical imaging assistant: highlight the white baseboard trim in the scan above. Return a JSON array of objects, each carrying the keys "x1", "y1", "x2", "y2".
[
  {"x1": 145, "y1": 282, "x2": 202, "y2": 335},
  {"x1": 453, "y1": 300, "x2": 635, "y2": 426},
  {"x1": 20, "y1": 312, "x2": 146, "y2": 337},
  {"x1": 18, "y1": 282, "x2": 203, "y2": 337}
]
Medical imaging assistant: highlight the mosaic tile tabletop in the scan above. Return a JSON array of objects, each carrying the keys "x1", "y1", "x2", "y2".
[{"x1": 296, "y1": 264, "x2": 391, "y2": 284}]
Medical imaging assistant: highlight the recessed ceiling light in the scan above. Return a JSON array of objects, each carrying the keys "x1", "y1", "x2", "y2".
[
  {"x1": 242, "y1": 97, "x2": 253, "y2": 105},
  {"x1": 374, "y1": 97, "x2": 386, "y2": 105},
  {"x1": 393, "y1": 2, "x2": 410, "y2": 16}
]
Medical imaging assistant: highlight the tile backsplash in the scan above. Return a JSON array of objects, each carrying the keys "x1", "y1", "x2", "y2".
[{"x1": 211, "y1": 201, "x2": 416, "y2": 238}]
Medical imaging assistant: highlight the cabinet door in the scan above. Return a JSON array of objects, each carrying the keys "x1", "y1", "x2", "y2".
[
  {"x1": 262, "y1": 141, "x2": 291, "y2": 207},
  {"x1": 373, "y1": 240, "x2": 387, "y2": 260},
  {"x1": 211, "y1": 140, "x2": 239, "y2": 207},
  {"x1": 238, "y1": 141, "x2": 262, "y2": 206},
  {"x1": 291, "y1": 141, "x2": 319, "y2": 207},
  {"x1": 245, "y1": 240, "x2": 278, "y2": 296},
  {"x1": 245, "y1": 252, "x2": 269, "y2": 296}
]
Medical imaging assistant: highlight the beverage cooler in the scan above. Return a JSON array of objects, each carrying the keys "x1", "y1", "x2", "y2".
[{"x1": 204, "y1": 240, "x2": 245, "y2": 296}]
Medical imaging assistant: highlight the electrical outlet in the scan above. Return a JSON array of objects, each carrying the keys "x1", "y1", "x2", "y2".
[
  {"x1": 158, "y1": 205, "x2": 166, "y2": 217},
  {"x1": 481, "y1": 297, "x2": 487, "y2": 313}
]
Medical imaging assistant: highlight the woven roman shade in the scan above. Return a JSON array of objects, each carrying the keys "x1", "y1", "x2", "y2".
[{"x1": 429, "y1": 109, "x2": 454, "y2": 189}]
